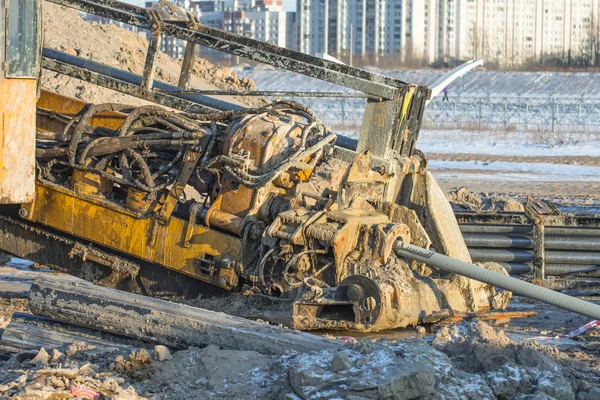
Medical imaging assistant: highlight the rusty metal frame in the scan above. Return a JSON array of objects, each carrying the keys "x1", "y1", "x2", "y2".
[
  {"x1": 43, "y1": 0, "x2": 431, "y2": 160},
  {"x1": 46, "y1": 0, "x2": 406, "y2": 99}
]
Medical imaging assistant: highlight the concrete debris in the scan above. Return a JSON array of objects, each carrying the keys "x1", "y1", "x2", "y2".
[
  {"x1": 2, "y1": 320, "x2": 600, "y2": 399},
  {"x1": 153, "y1": 345, "x2": 173, "y2": 362},
  {"x1": 446, "y1": 187, "x2": 526, "y2": 213},
  {"x1": 29, "y1": 347, "x2": 49, "y2": 366}
]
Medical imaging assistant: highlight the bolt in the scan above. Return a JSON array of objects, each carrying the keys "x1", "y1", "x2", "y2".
[
  {"x1": 18, "y1": 208, "x2": 29, "y2": 219},
  {"x1": 346, "y1": 284, "x2": 363, "y2": 302},
  {"x1": 221, "y1": 257, "x2": 233, "y2": 269},
  {"x1": 363, "y1": 296, "x2": 377, "y2": 311}
]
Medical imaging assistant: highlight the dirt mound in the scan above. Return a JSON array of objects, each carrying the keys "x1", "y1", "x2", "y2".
[
  {"x1": 432, "y1": 321, "x2": 600, "y2": 400},
  {"x1": 446, "y1": 187, "x2": 485, "y2": 211},
  {"x1": 42, "y1": 1, "x2": 263, "y2": 107},
  {"x1": 447, "y1": 187, "x2": 526, "y2": 212}
]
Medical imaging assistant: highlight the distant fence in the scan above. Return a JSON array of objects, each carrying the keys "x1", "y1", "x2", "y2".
[
  {"x1": 423, "y1": 96, "x2": 600, "y2": 133},
  {"x1": 284, "y1": 96, "x2": 600, "y2": 136}
]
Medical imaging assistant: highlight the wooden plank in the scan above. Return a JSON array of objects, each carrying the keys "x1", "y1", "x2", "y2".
[
  {"x1": 29, "y1": 275, "x2": 338, "y2": 355},
  {"x1": 0, "y1": 280, "x2": 31, "y2": 299},
  {"x1": 10, "y1": 313, "x2": 153, "y2": 350},
  {"x1": 1, "y1": 321, "x2": 135, "y2": 352}
]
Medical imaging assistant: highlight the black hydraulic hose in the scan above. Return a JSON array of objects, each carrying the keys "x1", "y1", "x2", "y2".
[{"x1": 394, "y1": 241, "x2": 600, "y2": 321}]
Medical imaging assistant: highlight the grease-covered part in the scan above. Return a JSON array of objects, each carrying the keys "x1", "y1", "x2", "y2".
[{"x1": 28, "y1": 274, "x2": 339, "y2": 355}]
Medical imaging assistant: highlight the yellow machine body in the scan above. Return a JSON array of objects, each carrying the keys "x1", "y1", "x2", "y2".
[{"x1": 29, "y1": 91, "x2": 241, "y2": 290}]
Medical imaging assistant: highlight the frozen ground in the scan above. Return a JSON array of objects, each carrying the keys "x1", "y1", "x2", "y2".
[
  {"x1": 419, "y1": 129, "x2": 600, "y2": 158},
  {"x1": 3, "y1": 259, "x2": 600, "y2": 399},
  {"x1": 412, "y1": 129, "x2": 600, "y2": 200},
  {"x1": 235, "y1": 64, "x2": 600, "y2": 199}
]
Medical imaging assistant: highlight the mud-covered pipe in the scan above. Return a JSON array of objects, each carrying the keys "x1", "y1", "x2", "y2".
[
  {"x1": 460, "y1": 224, "x2": 600, "y2": 237},
  {"x1": 460, "y1": 224, "x2": 533, "y2": 234},
  {"x1": 498, "y1": 263, "x2": 600, "y2": 276},
  {"x1": 394, "y1": 241, "x2": 600, "y2": 321},
  {"x1": 43, "y1": 48, "x2": 243, "y2": 113},
  {"x1": 469, "y1": 248, "x2": 600, "y2": 265},
  {"x1": 464, "y1": 234, "x2": 600, "y2": 251}
]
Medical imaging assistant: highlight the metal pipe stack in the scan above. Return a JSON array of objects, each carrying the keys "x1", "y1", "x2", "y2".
[{"x1": 460, "y1": 223, "x2": 600, "y2": 278}]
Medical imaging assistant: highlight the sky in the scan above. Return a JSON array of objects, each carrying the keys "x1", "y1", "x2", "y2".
[{"x1": 125, "y1": 0, "x2": 296, "y2": 11}]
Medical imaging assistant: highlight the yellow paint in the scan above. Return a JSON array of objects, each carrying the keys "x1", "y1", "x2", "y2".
[
  {"x1": 22, "y1": 181, "x2": 242, "y2": 285},
  {"x1": 0, "y1": 78, "x2": 37, "y2": 203},
  {"x1": 37, "y1": 90, "x2": 126, "y2": 130},
  {"x1": 401, "y1": 87, "x2": 415, "y2": 117}
]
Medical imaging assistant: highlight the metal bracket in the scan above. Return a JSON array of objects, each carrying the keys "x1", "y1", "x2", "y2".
[
  {"x1": 183, "y1": 202, "x2": 203, "y2": 247},
  {"x1": 157, "y1": 145, "x2": 203, "y2": 224}
]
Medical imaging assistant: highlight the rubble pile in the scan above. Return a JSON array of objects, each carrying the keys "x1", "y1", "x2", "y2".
[
  {"x1": 42, "y1": 1, "x2": 261, "y2": 107},
  {"x1": 446, "y1": 187, "x2": 525, "y2": 213},
  {"x1": 2, "y1": 320, "x2": 600, "y2": 399}
]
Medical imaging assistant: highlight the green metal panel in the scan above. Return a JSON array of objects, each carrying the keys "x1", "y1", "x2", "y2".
[{"x1": 6, "y1": 0, "x2": 40, "y2": 78}]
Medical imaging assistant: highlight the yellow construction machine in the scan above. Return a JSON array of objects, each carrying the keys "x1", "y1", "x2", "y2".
[{"x1": 0, "y1": 0, "x2": 520, "y2": 331}]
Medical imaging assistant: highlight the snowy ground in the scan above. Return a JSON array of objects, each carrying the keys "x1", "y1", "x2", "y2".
[
  {"x1": 407, "y1": 128, "x2": 600, "y2": 201},
  {"x1": 236, "y1": 64, "x2": 600, "y2": 200},
  {"x1": 419, "y1": 129, "x2": 600, "y2": 158}
]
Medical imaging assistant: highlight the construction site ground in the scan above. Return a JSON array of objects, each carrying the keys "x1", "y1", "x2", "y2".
[
  {"x1": 421, "y1": 129, "x2": 600, "y2": 200},
  {"x1": 2, "y1": 260, "x2": 600, "y2": 399}
]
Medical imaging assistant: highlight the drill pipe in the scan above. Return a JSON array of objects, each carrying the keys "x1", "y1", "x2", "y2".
[
  {"x1": 460, "y1": 224, "x2": 600, "y2": 237},
  {"x1": 394, "y1": 241, "x2": 600, "y2": 321},
  {"x1": 498, "y1": 263, "x2": 600, "y2": 276},
  {"x1": 464, "y1": 234, "x2": 600, "y2": 251},
  {"x1": 469, "y1": 249, "x2": 600, "y2": 265}
]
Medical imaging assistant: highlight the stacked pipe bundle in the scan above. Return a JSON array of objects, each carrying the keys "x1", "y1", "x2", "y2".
[{"x1": 460, "y1": 224, "x2": 600, "y2": 277}]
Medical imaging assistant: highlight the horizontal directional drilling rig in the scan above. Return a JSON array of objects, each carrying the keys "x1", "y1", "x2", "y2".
[{"x1": 0, "y1": 0, "x2": 516, "y2": 331}]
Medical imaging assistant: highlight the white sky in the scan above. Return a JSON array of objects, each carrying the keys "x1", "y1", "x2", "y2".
[{"x1": 124, "y1": 0, "x2": 296, "y2": 11}]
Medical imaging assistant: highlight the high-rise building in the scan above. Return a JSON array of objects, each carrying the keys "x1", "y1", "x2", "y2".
[
  {"x1": 298, "y1": 0, "x2": 439, "y2": 63},
  {"x1": 146, "y1": 0, "x2": 296, "y2": 59},
  {"x1": 299, "y1": 0, "x2": 600, "y2": 66},
  {"x1": 437, "y1": 0, "x2": 600, "y2": 66}
]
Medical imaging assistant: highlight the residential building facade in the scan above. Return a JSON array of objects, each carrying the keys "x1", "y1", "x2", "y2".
[
  {"x1": 145, "y1": 0, "x2": 296, "y2": 59},
  {"x1": 297, "y1": 0, "x2": 439, "y2": 63},
  {"x1": 299, "y1": 0, "x2": 600, "y2": 66}
]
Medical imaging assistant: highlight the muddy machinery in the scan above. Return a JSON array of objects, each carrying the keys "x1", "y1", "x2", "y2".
[{"x1": 8, "y1": 0, "x2": 598, "y2": 332}]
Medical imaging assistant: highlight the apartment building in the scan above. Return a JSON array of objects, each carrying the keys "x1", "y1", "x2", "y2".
[
  {"x1": 146, "y1": 0, "x2": 296, "y2": 58},
  {"x1": 297, "y1": 0, "x2": 438, "y2": 63},
  {"x1": 437, "y1": 0, "x2": 600, "y2": 66},
  {"x1": 300, "y1": 0, "x2": 600, "y2": 66}
]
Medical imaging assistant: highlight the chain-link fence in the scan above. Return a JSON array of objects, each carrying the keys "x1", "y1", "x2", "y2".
[
  {"x1": 423, "y1": 96, "x2": 600, "y2": 133},
  {"x1": 269, "y1": 96, "x2": 600, "y2": 136}
]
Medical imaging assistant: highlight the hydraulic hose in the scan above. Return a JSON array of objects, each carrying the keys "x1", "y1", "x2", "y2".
[{"x1": 394, "y1": 241, "x2": 600, "y2": 321}]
